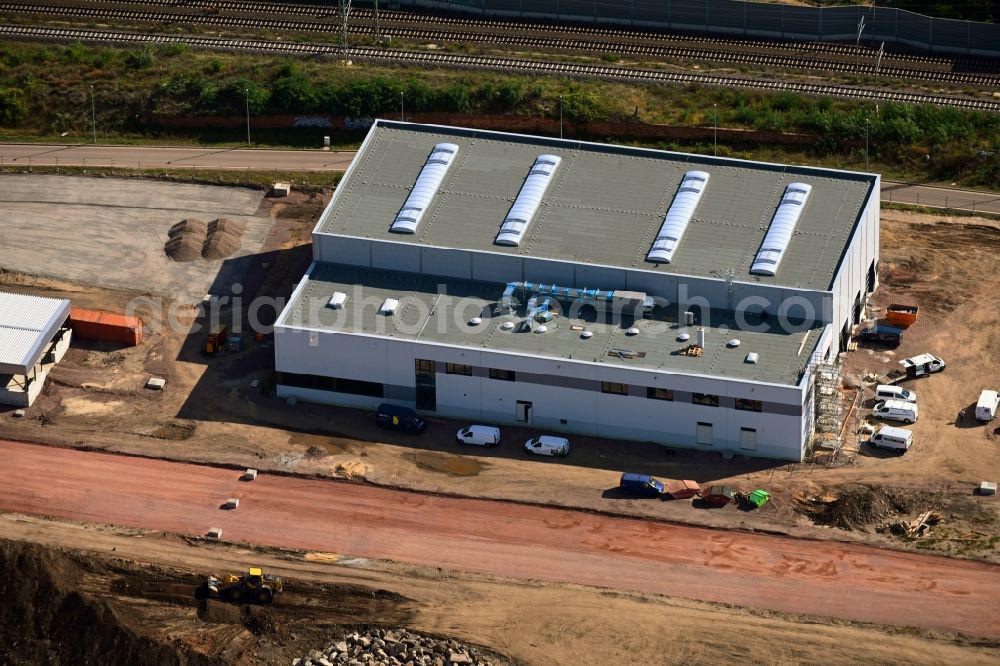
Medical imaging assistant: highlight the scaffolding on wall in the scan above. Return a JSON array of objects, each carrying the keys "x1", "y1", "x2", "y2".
[{"x1": 812, "y1": 356, "x2": 845, "y2": 455}]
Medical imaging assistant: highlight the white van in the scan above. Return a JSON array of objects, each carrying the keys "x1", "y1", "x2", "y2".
[
  {"x1": 975, "y1": 390, "x2": 999, "y2": 422},
  {"x1": 523, "y1": 435, "x2": 570, "y2": 457},
  {"x1": 873, "y1": 399, "x2": 918, "y2": 424},
  {"x1": 456, "y1": 425, "x2": 501, "y2": 447},
  {"x1": 875, "y1": 384, "x2": 917, "y2": 404},
  {"x1": 870, "y1": 425, "x2": 913, "y2": 453}
]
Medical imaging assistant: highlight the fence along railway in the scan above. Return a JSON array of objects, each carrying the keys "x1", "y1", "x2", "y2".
[
  {"x1": 4, "y1": 23, "x2": 998, "y2": 112},
  {"x1": 3, "y1": 0, "x2": 999, "y2": 87}
]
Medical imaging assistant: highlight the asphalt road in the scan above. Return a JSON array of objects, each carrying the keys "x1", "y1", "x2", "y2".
[
  {"x1": 1, "y1": 439, "x2": 998, "y2": 638},
  {"x1": 0, "y1": 142, "x2": 996, "y2": 215}
]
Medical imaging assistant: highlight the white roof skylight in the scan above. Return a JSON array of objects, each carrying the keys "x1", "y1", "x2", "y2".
[
  {"x1": 390, "y1": 143, "x2": 459, "y2": 234},
  {"x1": 646, "y1": 170, "x2": 710, "y2": 263},
  {"x1": 495, "y1": 154, "x2": 562, "y2": 247},
  {"x1": 750, "y1": 182, "x2": 812, "y2": 276},
  {"x1": 378, "y1": 298, "x2": 400, "y2": 315}
]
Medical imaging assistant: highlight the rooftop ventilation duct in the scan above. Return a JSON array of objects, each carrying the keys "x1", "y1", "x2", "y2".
[
  {"x1": 750, "y1": 182, "x2": 812, "y2": 276},
  {"x1": 646, "y1": 170, "x2": 710, "y2": 264},
  {"x1": 390, "y1": 143, "x2": 459, "y2": 234},
  {"x1": 495, "y1": 155, "x2": 562, "y2": 247}
]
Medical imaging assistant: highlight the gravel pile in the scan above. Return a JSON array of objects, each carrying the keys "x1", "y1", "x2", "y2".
[
  {"x1": 202, "y1": 217, "x2": 245, "y2": 259},
  {"x1": 164, "y1": 217, "x2": 244, "y2": 261},
  {"x1": 164, "y1": 218, "x2": 207, "y2": 262},
  {"x1": 293, "y1": 628, "x2": 500, "y2": 666}
]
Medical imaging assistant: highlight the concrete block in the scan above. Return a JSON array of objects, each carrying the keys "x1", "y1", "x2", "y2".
[
  {"x1": 979, "y1": 481, "x2": 997, "y2": 495},
  {"x1": 12, "y1": 409, "x2": 25, "y2": 418},
  {"x1": 222, "y1": 498, "x2": 239, "y2": 510},
  {"x1": 206, "y1": 527, "x2": 223, "y2": 540},
  {"x1": 243, "y1": 468, "x2": 258, "y2": 481},
  {"x1": 145, "y1": 377, "x2": 166, "y2": 390}
]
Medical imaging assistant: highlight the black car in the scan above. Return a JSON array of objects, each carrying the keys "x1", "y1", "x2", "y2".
[
  {"x1": 375, "y1": 403, "x2": 426, "y2": 434},
  {"x1": 860, "y1": 324, "x2": 902, "y2": 348}
]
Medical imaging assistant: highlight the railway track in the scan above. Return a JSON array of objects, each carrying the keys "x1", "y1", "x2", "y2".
[
  {"x1": 4, "y1": 24, "x2": 997, "y2": 111},
  {"x1": 3, "y1": 0, "x2": 998, "y2": 89},
  {"x1": 16, "y1": 0, "x2": 994, "y2": 68}
]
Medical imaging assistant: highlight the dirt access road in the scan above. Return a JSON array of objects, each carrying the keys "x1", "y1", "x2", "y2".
[
  {"x1": 3, "y1": 439, "x2": 998, "y2": 639},
  {"x1": 0, "y1": 143, "x2": 996, "y2": 214}
]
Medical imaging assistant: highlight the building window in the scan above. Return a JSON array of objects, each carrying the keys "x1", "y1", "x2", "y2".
[
  {"x1": 415, "y1": 359, "x2": 435, "y2": 373},
  {"x1": 692, "y1": 393, "x2": 719, "y2": 407},
  {"x1": 445, "y1": 362, "x2": 473, "y2": 376},
  {"x1": 275, "y1": 372, "x2": 384, "y2": 398},
  {"x1": 735, "y1": 398, "x2": 762, "y2": 412},
  {"x1": 646, "y1": 387, "x2": 674, "y2": 401},
  {"x1": 489, "y1": 368, "x2": 515, "y2": 381},
  {"x1": 602, "y1": 381, "x2": 628, "y2": 395}
]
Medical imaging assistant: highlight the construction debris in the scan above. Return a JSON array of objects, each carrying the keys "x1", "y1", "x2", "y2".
[
  {"x1": 292, "y1": 628, "x2": 503, "y2": 666},
  {"x1": 795, "y1": 484, "x2": 917, "y2": 530},
  {"x1": 887, "y1": 510, "x2": 942, "y2": 538}
]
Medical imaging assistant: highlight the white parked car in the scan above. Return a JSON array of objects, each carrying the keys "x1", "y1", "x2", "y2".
[
  {"x1": 975, "y1": 390, "x2": 999, "y2": 422},
  {"x1": 873, "y1": 399, "x2": 918, "y2": 424},
  {"x1": 523, "y1": 435, "x2": 570, "y2": 457},
  {"x1": 455, "y1": 425, "x2": 501, "y2": 447}
]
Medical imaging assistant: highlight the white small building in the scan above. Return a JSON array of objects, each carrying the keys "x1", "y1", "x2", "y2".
[
  {"x1": 0, "y1": 291, "x2": 72, "y2": 407},
  {"x1": 274, "y1": 121, "x2": 880, "y2": 461}
]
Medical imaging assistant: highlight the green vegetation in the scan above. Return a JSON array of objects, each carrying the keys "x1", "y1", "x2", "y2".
[{"x1": 0, "y1": 41, "x2": 997, "y2": 187}]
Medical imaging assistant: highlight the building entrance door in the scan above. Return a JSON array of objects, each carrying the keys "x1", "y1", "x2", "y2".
[
  {"x1": 696, "y1": 422, "x2": 713, "y2": 446},
  {"x1": 516, "y1": 400, "x2": 533, "y2": 424},
  {"x1": 740, "y1": 427, "x2": 757, "y2": 451},
  {"x1": 415, "y1": 359, "x2": 436, "y2": 411}
]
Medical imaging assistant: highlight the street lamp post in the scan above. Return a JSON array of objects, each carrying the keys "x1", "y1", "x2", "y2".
[
  {"x1": 400, "y1": 91, "x2": 404, "y2": 122},
  {"x1": 865, "y1": 115, "x2": 870, "y2": 172},
  {"x1": 713, "y1": 103, "x2": 718, "y2": 157},
  {"x1": 559, "y1": 95, "x2": 563, "y2": 139},
  {"x1": 244, "y1": 88, "x2": 251, "y2": 148},
  {"x1": 90, "y1": 85, "x2": 96, "y2": 144}
]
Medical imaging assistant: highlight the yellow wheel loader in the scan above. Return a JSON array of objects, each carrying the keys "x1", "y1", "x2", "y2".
[{"x1": 196, "y1": 567, "x2": 283, "y2": 604}]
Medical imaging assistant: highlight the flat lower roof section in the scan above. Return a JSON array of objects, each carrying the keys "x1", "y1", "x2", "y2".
[
  {"x1": 0, "y1": 291, "x2": 71, "y2": 375},
  {"x1": 281, "y1": 264, "x2": 824, "y2": 386},
  {"x1": 317, "y1": 121, "x2": 875, "y2": 292}
]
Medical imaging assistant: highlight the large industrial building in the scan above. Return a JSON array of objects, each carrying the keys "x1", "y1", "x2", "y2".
[
  {"x1": 274, "y1": 121, "x2": 879, "y2": 461},
  {"x1": 0, "y1": 291, "x2": 72, "y2": 407}
]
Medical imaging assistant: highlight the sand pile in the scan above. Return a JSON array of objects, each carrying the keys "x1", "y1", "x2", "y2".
[
  {"x1": 202, "y1": 218, "x2": 245, "y2": 260},
  {"x1": 164, "y1": 217, "x2": 245, "y2": 262},
  {"x1": 164, "y1": 218, "x2": 207, "y2": 262}
]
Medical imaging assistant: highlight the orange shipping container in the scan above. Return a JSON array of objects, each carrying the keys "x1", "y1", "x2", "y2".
[{"x1": 69, "y1": 307, "x2": 143, "y2": 346}]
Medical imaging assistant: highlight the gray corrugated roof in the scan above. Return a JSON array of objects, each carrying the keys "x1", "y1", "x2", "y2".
[
  {"x1": 0, "y1": 291, "x2": 71, "y2": 375},
  {"x1": 281, "y1": 264, "x2": 823, "y2": 386},
  {"x1": 317, "y1": 121, "x2": 875, "y2": 292}
]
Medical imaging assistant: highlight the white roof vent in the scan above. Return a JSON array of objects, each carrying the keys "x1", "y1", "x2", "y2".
[
  {"x1": 728, "y1": 338, "x2": 741, "y2": 347},
  {"x1": 677, "y1": 333, "x2": 690, "y2": 342},
  {"x1": 500, "y1": 321, "x2": 515, "y2": 331},
  {"x1": 495, "y1": 154, "x2": 562, "y2": 247},
  {"x1": 378, "y1": 298, "x2": 400, "y2": 315},
  {"x1": 534, "y1": 325, "x2": 548, "y2": 334},
  {"x1": 750, "y1": 182, "x2": 812, "y2": 276},
  {"x1": 327, "y1": 291, "x2": 347, "y2": 309},
  {"x1": 627, "y1": 327, "x2": 640, "y2": 336},
  {"x1": 646, "y1": 170, "x2": 710, "y2": 264},
  {"x1": 468, "y1": 317, "x2": 482, "y2": 326},
  {"x1": 581, "y1": 330, "x2": 593, "y2": 339},
  {"x1": 390, "y1": 142, "x2": 459, "y2": 234},
  {"x1": 746, "y1": 352, "x2": 759, "y2": 364}
]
